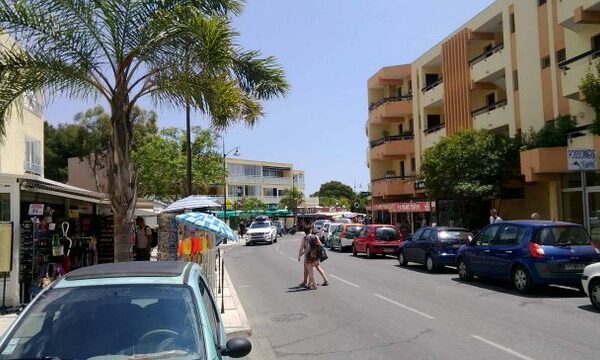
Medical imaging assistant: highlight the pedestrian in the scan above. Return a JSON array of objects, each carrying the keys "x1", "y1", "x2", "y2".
[
  {"x1": 489, "y1": 209, "x2": 502, "y2": 224},
  {"x1": 531, "y1": 212, "x2": 540, "y2": 220},
  {"x1": 239, "y1": 221, "x2": 246, "y2": 240},
  {"x1": 297, "y1": 226, "x2": 329, "y2": 290},
  {"x1": 135, "y1": 217, "x2": 152, "y2": 261}
]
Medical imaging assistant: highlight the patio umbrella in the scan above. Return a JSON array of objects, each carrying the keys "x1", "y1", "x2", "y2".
[
  {"x1": 176, "y1": 212, "x2": 236, "y2": 244},
  {"x1": 164, "y1": 196, "x2": 221, "y2": 213}
]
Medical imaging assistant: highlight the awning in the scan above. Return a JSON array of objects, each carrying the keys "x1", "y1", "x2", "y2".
[
  {"x1": 212, "y1": 209, "x2": 293, "y2": 218},
  {"x1": 367, "y1": 201, "x2": 432, "y2": 213},
  {"x1": 14, "y1": 174, "x2": 107, "y2": 204},
  {"x1": 164, "y1": 196, "x2": 221, "y2": 213}
]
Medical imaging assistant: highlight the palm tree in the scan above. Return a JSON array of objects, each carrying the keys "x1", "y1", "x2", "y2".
[
  {"x1": 279, "y1": 188, "x2": 304, "y2": 226},
  {"x1": 0, "y1": 0, "x2": 288, "y2": 261}
]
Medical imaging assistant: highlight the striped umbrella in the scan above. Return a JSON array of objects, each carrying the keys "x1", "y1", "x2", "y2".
[
  {"x1": 164, "y1": 196, "x2": 221, "y2": 213},
  {"x1": 176, "y1": 212, "x2": 236, "y2": 244}
]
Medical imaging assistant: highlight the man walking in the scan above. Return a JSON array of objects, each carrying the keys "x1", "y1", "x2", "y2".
[
  {"x1": 135, "y1": 217, "x2": 152, "y2": 261},
  {"x1": 489, "y1": 209, "x2": 502, "y2": 224}
]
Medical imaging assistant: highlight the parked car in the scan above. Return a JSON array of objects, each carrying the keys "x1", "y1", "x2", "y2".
[
  {"x1": 398, "y1": 227, "x2": 472, "y2": 272},
  {"x1": 319, "y1": 222, "x2": 332, "y2": 243},
  {"x1": 322, "y1": 223, "x2": 343, "y2": 248},
  {"x1": 245, "y1": 220, "x2": 278, "y2": 245},
  {"x1": 0, "y1": 261, "x2": 251, "y2": 359},
  {"x1": 331, "y1": 223, "x2": 364, "y2": 252},
  {"x1": 582, "y1": 262, "x2": 600, "y2": 310},
  {"x1": 313, "y1": 219, "x2": 329, "y2": 233},
  {"x1": 456, "y1": 220, "x2": 600, "y2": 293},
  {"x1": 352, "y1": 225, "x2": 403, "y2": 258}
]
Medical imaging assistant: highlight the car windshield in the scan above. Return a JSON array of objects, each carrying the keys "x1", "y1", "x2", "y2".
[
  {"x1": 314, "y1": 221, "x2": 325, "y2": 227},
  {"x1": 250, "y1": 222, "x2": 270, "y2": 229},
  {"x1": 375, "y1": 227, "x2": 400, "y2": 241},
  {"x1": 438, "y1": 230, "x2": 471, "y2": 242},
  {"x1": 536, "y1": 226, "x2": 591, "y2": 246},
  {"x1": 0, "y1": 285, "x2": 204, "y2": 360},
  {"x1": 345, "y1": 226, "x2": 364, "y2": 239}
]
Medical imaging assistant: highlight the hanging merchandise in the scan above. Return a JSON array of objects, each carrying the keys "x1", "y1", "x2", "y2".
[
  {"x1": 61, "y1": 222, "x2": 73, "y2": 272},
  {"x1": 51, "y1": 234, "x2": 63, "y2": 257}
]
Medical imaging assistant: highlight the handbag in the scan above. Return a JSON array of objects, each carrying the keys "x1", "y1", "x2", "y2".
[{"x1": 317, "y1": 245, "x2": 328, "y2": 262}]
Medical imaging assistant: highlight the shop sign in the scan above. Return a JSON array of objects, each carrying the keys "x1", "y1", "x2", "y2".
[
  {"x1": 0, "y1": 222, "x2": 13, "y2": 272},
  {"x1": 367, "y1": 201, "x2": 431, "y2": 213},
  {"x1": 68, "y1": 209, "x2": 80, "y2": 218},
  {"x1": 28, "y1": 203, "x2": 44, "y2": 216},
  {"x1": 567, "y1": 148, "x2": 597, "y2": 171},
  {"x1": 414, "y1": 180, "x2": 426, "y2": 190}
]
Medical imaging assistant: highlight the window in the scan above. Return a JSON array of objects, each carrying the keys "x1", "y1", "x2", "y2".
[
  {"x1": 375, "y1": 227, "x2": 399, "y2": 241},
  {"x1": 426, "y1": 114, "x2": 441, "y2": 129},
  {"x1": 555, "y1": 48, "x2": 566, "y2": 64},
  {"x1": 492, "y1": 225, "x2": 523, "y2": 245},
  {"x1": 411, "y1": 158, "x2": 416, "y2": 173},
  {"x1": 535, "y1": 226, "x2": 591, "y2": 246},
  {"x1": 509, "y1": 13, "x2": 515, "y2": 33},
  {"x1": 486, "y1": 93, "x2": 496, "y2": 106},
  {"x1": 477, "y1": 225, "x2": 499, "y2": 246},
  {"x1": 541, "y1": 56, "x2": 551, "y2": 69},
  {"x1": 199, "y1": 277, "x2": 220, "y2": 345},
  {"x1": 399, "y1": 161, "x2": 405, "y2": 178},
  {"x1": 513, "y1": 70, "x2": 519, "y2": 91},
  {"x1": 537, "y1": 0, "x2": 547, "y2": 6},
  {"x1": 419, "y1": 229, "x2": 433, "y2": 241},
  {"x1": 0, "y1": 193, "x2": 9, "y2": 221},
  {"x1": 227, "y1": 163, "x2": 261, "y2": 177}
]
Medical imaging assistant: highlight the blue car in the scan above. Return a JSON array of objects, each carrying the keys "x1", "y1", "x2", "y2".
[
  {"x1": 0, "y1": 261, "x2": 251, "y2": 359},
  {"x1": 398, "y1": 227, "x2": 472, "y2": 272},
  {"x1": 456, "y1": 220, "x2": 600, "y2": 293}
]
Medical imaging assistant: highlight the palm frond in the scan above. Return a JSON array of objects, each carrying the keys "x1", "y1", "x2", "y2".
[{"x1": 233, "y1": 49, "x2": 289, "y2": 99}]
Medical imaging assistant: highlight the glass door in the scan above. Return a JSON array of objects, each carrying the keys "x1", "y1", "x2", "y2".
[{"x1": 0, "y1": 192, "x2": 10, "y2": 221}]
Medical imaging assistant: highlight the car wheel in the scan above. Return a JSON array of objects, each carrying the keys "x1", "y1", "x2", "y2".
[
  {"x1": 457, "y1": 258, "x2": 473, "y2": 281},
  {"x1": 425, "y1": 255, "x2": 437, "y2": 273},
  {"x1": 513, "y1": 266, "x2": 533, "y2": 293},
  {"x1": 398, "y1": 251, "x2": 408, "y2": 266},
  {"x1": 352, "y1": 245, "x2": 357, "y2": 256},
  {"x1": 366, "y1": 247, "x2": 373, "y2": 259},
  {"x1": 589, "y1": 279, "x2": 600, "y2": 311}
]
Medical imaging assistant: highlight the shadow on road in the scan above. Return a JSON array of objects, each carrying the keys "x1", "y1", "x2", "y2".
[
  {"x1": 285, "y1": 286, "x2": 312, "y2": 293},
  {"x1": 450, "y1": 277, "x2": 585, "y2": 299},
  {"x1": 577, "y1": 304, "x2": 599, "y2": 314},
  {"x1": 394, "y1": 264, "x2": 457, "y2": 275},
  {"x1": 351, "y1": 254, "x2": 399, "y2": 261}
]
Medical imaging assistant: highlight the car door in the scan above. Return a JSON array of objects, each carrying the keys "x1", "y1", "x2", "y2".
[
  {"x1": 468, "y1": 224, "x2": 500, "y2": 276},
  {"x1": 415, "y1": 229, "x2": 434, "y2": 264},
  {"x1": 488, "y1": 224, "x2": 525, "y2": 279},
  {"x1": 403, "y1": 228, "x2": 423, "y2": 261},
  {"x1": 355, "y1": 226, "x2": 368, "y2": 251}
]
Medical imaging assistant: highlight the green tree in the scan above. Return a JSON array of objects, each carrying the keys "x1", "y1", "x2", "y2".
[
  {"x1": 420, "y1": 129, "x2": 521, "y2": 201},
  {"x1": 44, "y1": 122, "x2": 86, "y2": 182},
  {"x1": 0, "y1": 1, "x2": 288, "y2": 261},
  {"x1": 279, "y1": 188, "x2": 304, "y2": 225},
  {"x1": 133, "y1": 127, "x2": 225, "y2": 201},
  {"x1": 312, "y1": 181, "x2": 355, "y2": 199},
  {"x1": 525, "y1": 115, "x2": 577, "y2": 149},
  {"x1": 580, "y1": 60, "x2": 600, "y2": 134},
  {"x1": 240, "y1": 197, "x2": 267, "y2": 212}
]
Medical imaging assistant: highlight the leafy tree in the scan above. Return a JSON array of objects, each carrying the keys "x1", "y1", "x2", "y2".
[
  {"x1": 133, "y1": 127, "x2": 225, "y2": 201},
  {"x1": 312, "y1": 181, "x2": 355, "y2": 199},
  {"x1": 279, "y1": 188, "x2": 304, "y2": 225},
  {"x1": 420, "y1": 129, "x2": 521, "y2": 201},
  {"x1": 580, "y1": 60, "x2": 600, "y2": 134},
  {"x1": 524, "y1": 115, "x2": 577, "y2": 149},
  {"x1": 0, "y1": 1, "x2": 288, "y2": 261},
  {"x1": 240, "y1": 197, "x2": 267, "y2": 212},
  {"x1": 44, "y1": 122, "x2": 86, "y2": 182},
  {"x1": 318, "y1": 196, "x2": 352, "y2": 209}
]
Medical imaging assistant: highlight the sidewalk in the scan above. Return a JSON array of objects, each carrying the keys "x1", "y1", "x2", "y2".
[{"x1": 0, "y1": 313, "x2": 17, "y2": 337}]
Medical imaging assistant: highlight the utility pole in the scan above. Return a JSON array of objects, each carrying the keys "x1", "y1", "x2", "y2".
[{"x1": 185, "y1": 102, "x2": 192, "y2": 197}]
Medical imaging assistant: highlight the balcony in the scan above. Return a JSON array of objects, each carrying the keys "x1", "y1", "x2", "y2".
[
  {"x1": 262, "y1": 176, "x2": 294, "y2": 186},
  {"x1": 422, "y1": 80, "x2": 444, "y2": 108},
  {"x1": 371, "y1": 176, "x2": 416, "y2": 197},
  {"x1": 558, "y1": 1, "x2": 600, "y2": 31},
  {"x1": 471, "y1": 99, "x2": 509, "y2": 131},
  {"x1": 421, "y1": 124, "x2": 446, "y2": 150},
  {"x1": 369, "y1": 134, "x2": 415, "y2": 160},
  {"x1": 469, "y1": 43, "x2": 506, "y2": 83},
  {"x1": 559, "y1": 48, "x2": 600, "y2": 100},
  {"x1": 368, "y1": 96, "x2": 413, "y2": 124},
  {"x1": 228, "y1": 175, "x2": 263, "y2": 185},
  {"x1": 24, "y1": 161, "x2": 43, "y2": 176},
  {"x1": 421, "y1": 77, "x2": 443, "y2": 93},
  {"x1": 520, "y1": 147, "x2": 568, "y2": 183},
  {"x1": 368, "y1": 64, "x2": 412, "y2": 88}
]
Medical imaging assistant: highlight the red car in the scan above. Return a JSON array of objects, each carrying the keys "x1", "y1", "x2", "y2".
[{"x1": 352, "y1": 225, "x2": 403, "y2": 258}]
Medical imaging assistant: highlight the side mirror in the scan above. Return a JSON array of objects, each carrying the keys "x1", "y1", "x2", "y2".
[{"x1": 221, "y1": 337, "x2": 252, "y2": 358}]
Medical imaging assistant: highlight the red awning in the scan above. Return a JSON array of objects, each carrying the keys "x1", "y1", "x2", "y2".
[{"x1": 367, "y1": 201, "x2": 431, "y2": 213}]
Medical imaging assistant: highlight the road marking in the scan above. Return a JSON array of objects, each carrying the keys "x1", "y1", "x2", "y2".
[
  {"x1": 373, "y1": 293, "x2": 435, "y2": 320},
  {"x1": 471, "y1": 335, "x2": 535, "y2": 360},
  {"x1": 330, "y1": 274, "x2": 360, "y2": 288},
  {"x1": 287, "y1": 256, "x2": 297, "y2": 262}
]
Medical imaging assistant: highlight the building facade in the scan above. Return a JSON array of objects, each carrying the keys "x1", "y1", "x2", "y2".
[
  {"x1": 367, "y1": 0, "x2": 600, "y2": 233},
  {"x1": 220, "y1": 158, "x2": 305, "y2": 208}
]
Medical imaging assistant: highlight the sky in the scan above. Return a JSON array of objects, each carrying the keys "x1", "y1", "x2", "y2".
[{"x1": 44, "y1": 0, "x2": 495, "y2": 195}]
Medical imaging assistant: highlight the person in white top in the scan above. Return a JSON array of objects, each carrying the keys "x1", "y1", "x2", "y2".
[
  {"x1": 489, "y1": 209, "x2": 502, "y2": 224},
  {"x1": 135, "y1": 217, "x2": 153, "y2": 261}
]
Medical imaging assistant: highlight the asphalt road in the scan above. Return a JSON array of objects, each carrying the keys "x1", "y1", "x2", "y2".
[{"x1": 224, "y1": 234, "x2": 600, "y2": 360}]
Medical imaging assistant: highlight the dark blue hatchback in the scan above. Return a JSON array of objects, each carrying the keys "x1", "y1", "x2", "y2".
[{"x1": 456, "y1": 220, "x2": 600, "y2": 292}]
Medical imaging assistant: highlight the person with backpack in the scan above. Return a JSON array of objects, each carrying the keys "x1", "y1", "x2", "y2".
[
  {"x1": 135, "y1": 217, "x2": 155, "y2": 261},
  {"x1": 297, "y1": 226, "x2": 329, "y2": 290}
]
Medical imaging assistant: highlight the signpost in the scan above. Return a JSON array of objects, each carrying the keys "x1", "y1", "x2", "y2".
[{"x1": 567, "y1": 149, "x2": 597, "y2": 232}]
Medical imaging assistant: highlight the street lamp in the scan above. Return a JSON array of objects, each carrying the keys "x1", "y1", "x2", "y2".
[{"x1": 222, "y1": 138, "x2": 240, "y2": 235}]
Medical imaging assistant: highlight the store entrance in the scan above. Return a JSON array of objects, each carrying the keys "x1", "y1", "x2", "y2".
[{"x1": 588, "y1": 191, "x2": 600, "y2": 247}]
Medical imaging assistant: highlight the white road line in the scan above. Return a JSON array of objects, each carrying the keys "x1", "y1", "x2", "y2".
[
  {"x1": 287, "y1": 256, "x2": 297, "y2": 262},
  {"x1": 330, "y1": 274, "x2": 360, "y2": 288},
  {"x1": 471, "y1": 335, "x2": 535, "y2": 360},
  {"x1": 373, "y1": 293, "x2": 435, "y2": 320}
]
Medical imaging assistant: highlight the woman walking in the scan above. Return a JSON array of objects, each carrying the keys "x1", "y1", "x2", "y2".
[{"x1": 297, "y1": 227, "x2": 329, "y2": 289}]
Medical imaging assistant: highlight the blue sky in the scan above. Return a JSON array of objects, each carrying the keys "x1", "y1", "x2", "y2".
[{"x1": 44, "y1": 0, "x2": 494, "y2": 195}]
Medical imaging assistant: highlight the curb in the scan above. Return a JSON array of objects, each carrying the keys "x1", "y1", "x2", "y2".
[{"x1": 223, "y1": 267, "x2": 252, "y2": 337}]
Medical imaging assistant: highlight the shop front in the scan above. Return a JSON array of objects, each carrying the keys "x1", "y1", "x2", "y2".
[
  {"x1": 0, "y1": 174, "x2": 108, "y2": 308},
  {"x1": 367, "y1": 201, "x2": 434, "y2": 236}
]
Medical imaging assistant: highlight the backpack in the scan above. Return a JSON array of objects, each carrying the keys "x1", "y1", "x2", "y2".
[{"x1": 147, "y1": 226, "x2": 158, "y2": 248}]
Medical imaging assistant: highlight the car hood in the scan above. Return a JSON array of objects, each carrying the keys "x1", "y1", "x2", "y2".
[{"x1": 246, "y1": 228, "x2": 271, "y2": 234}]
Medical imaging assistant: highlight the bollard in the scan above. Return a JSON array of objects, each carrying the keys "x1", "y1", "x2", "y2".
[{"x1": 221, "y1": 256, "x2": 225, "y2": 314}]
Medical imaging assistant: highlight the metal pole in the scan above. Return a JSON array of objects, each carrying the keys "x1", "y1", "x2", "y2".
[
  {"x1": 220, "y1": 256, "x2": 225, "y2": 314},
  {"x1": 185, "y1": 102, "x2": 192, "y2": 197},
  {"x1": 582, "y1": 170, "x2": 590, "y2": 232},
  {"x1": 222, "y1": 137, "x2": 228, "y2": 244},
  {"x1": 217, "y1": 248, "x2": 220, "y2": 294}
]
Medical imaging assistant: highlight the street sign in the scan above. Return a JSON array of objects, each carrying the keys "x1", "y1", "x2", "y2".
[{"x1": 567, "y1": 148, "x2": 597, "y2": 171}]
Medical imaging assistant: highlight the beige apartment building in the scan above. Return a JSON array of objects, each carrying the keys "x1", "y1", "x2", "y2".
[{"x1": 367, "y1": 0, "x2": 600, "y2": 232}]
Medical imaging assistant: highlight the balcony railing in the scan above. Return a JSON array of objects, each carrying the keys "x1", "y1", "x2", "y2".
[
  {"x1": 369, "y1": 95, "x2": 413, "y2": 112},
  {"x1": 469, "y1": 43, "x2": 504, "y2": 66},
  {"x1": 372, "y1": 174, "x2": 417, "y2": 182},
  {"x1": 558, "y1": 48, "x2": 600, "y2": 71},
  {"x1": 369, "y1": 133, "x2": 414, "y2": 148},
  {"x1": 471, "y1": 99, "x2": 508, "y2": 117},
  {"x1": 423, "y1": 124, "x2": 445, "y2": 135},
  {"x1": 421, "y1": 77, "x2": 443, "y2": 93},
  {"x1": 24, "y1": 161, "x2": 43, "y2": 175}
]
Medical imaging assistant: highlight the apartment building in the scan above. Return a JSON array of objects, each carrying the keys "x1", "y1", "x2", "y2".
[
  {"x1": 367, "y1": 0, "x2": 600, "y2": 230},
  {"x1": 220, "y1": 158, "x2": 305, "y2": 208}
]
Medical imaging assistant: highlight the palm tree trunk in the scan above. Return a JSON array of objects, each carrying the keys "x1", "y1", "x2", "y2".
[{"x1": 106, "y1": 93, "x2": 137, "y2": 262}]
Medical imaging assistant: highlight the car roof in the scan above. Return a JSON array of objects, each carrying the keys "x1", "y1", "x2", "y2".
[
  {"x1": 421, "y1": 227, "x2": 470, "y2": 232},
  {"x1": 63, "y1": 261, "x2": 189, "y2": 281},
  {"x1": 495, "y1": 220, "x2": 581, "y2": 227}
]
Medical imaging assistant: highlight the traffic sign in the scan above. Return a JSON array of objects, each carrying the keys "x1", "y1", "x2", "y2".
[{"x1": 567, "y1": 148, "x2": 597, "y2": 171}]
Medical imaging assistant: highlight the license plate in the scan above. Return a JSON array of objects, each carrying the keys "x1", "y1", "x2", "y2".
[
  {"x1": 383, "y1": 248, "x2": 396, "y2": 253},
  {"x1": 563, "y1": 264, "x2": 586, "y2": 271}
]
